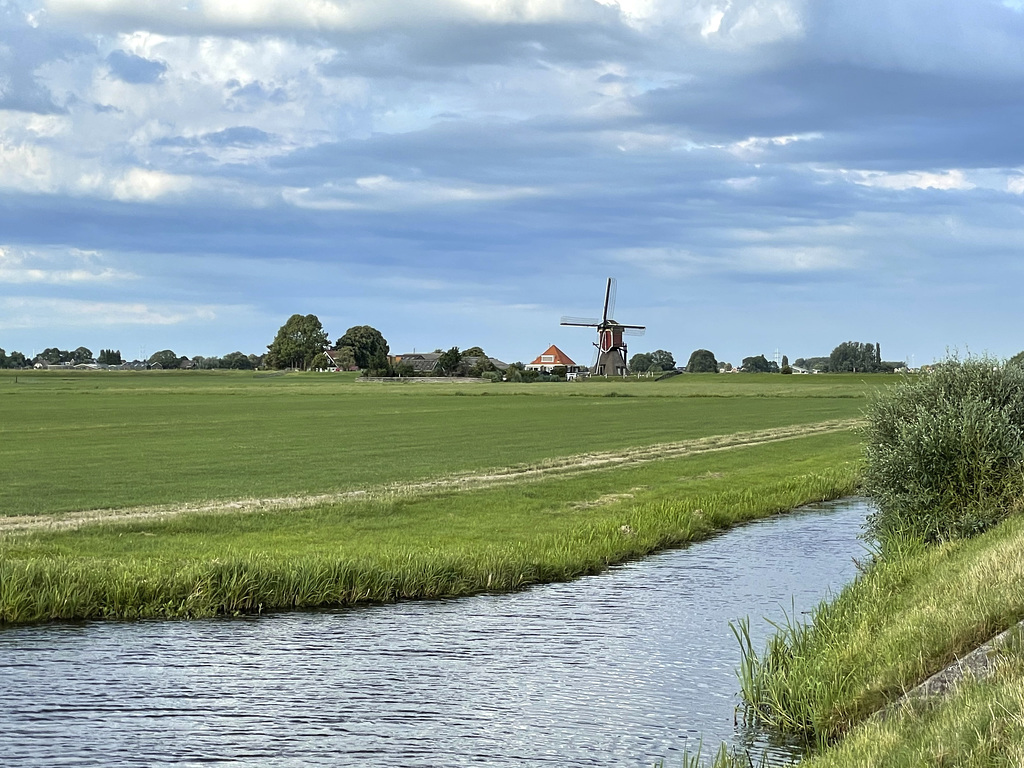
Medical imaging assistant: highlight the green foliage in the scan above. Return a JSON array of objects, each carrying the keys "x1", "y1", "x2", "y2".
[
  {"x1": 686, "y1": 348, "x2": 718, "y2": 373},
  {"x1": 97, "y1": 349, "x2": 122, "y2": 365},
  {"x1": 148, "y1": 349, "x2": 180, "y2": 369},
  {"x1": 828, "y1": 341, "x2": 903, "y2": 373},
  {"x1": 267, "y1": 314, "x2": 329, "y2": 370},
  {"x1": 310, "y1": 352, "x2": 331, "y2": 370},
  {"x1": 462, "y1": 346, "x2": 486, "y2": 358},
  {"x1": 863, "y1": 356, "x2": 1024, "y2": 543},
  {"x1": 1008, "y1": 350, "x2": 1024, "y2": 368},
  {"x1": 221, "y1": 351, "x2": 254, "y2": 370},
  {"x1": 336, "y1": 325, "x2": 389, "y2": 371},
  {"x1": 629, "y1": 352, "x2": 652, "y2": 372},
  {"x1": 742, "y1": 354, "x2": 778, "y2": 373},
  {"x1": 332, "y1": 346, "x2": 357, "y2": 371},
  {"x1": 436, "y1": 346, "x2": 464, "y2": 376},
  {"x1": 795, "y1": 357, "x2": 830, "y2": 372},
  {"x1": 39, "y1": 347, "x2": 70, "y2": 365},
  {"x1": 649, "y1": 349, "x2": 676, "y2": 371}
]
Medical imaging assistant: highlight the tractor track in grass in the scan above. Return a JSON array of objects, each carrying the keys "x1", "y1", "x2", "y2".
[{"x1": 0, "y1": 419, "x2": 859, "y2": 534}]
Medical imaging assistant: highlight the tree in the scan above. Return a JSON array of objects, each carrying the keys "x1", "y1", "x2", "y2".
[
  {"x1": 649, "y1": 349, "x2": 676, "y2": 372},
  {"x1": 310, "y1": 352, "x2": 331, "y2": 370},
  {"x1": 98, "y1": 349, "x2": 122, "y2": 365},
  {"x1": 336, "y1": 325, "x2": 389, "y2": 372},
  {"x1": 332, "y1": 346, "x2": 357, "y2": 371},
  {"x1": 462, "y1": 346, "x2": 486, "y2": 358},
  {"x1": 686, "y1": 349, "x2": 718, "y2": 373},
  {"x1": 39, "y1": 347, "x2": 69, "y2": 365},
  {"x1": 829, "y1": 341, "x2": 882, "y2": 373},
  {"x1": 72, "y1": 346, "x2": 94, "y2": 364},
  {"x1": 1009, "y1": 350, "x2": 1024, "y2": 368},
  {"x1": 742, "y1": 354, "x2": 778, "y2": 373},
  {"x1": 222, "y1": 351, "x2": 254, "y2": 370},
  {"x1": 267, "y1": 314, "x2": 329, "y2": 370},
  {"x1": 794, "y1": 356, "x2": 829, "y2": 372},
  {"x1": 781, "y1": 354, "x2": 792, "y2": 375},
  {"x1": 629, "y1": 352, "x2": 653, "y2": 373},
  {"x1": 8, "y1": 351, "x2": 26, "y2": 368},
  {"x1": 148, "y1": 349, "x2": 179, "y2": 369},
  {"x1": 436, "y1": 346, "x2": 464, "y2": 376}
]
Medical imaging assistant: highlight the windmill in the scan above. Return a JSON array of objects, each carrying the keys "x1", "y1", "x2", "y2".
[{"x1": 561, "y1": 278, "x2": 646, "y2": 376}]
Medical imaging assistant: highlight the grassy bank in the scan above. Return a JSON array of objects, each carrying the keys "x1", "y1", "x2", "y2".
[
  {"x1": 0, "y1": 429, "x2": 860, "y2": 624},
  {"x1": 801, "y1": 637, "x2": 1024, "y2": 768},
  {"x1": 736, "y1": 511, "x2": 1024, "y2": 746}
]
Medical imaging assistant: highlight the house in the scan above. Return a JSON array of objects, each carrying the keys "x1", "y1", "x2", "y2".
[{"x1": 525, "y1": 345, "x2": 584, "y2": 374}]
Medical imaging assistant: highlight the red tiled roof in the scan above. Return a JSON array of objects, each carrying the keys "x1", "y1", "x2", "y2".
[{"x1": 528, "y1": 345, "x2": 578, "y2": 367}]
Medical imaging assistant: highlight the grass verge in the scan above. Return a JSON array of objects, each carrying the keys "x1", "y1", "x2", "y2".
[{"x1": 0, "y1": 432, "x2": 860, "y2": 625}]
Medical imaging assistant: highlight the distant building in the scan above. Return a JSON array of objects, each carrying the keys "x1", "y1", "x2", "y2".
[{"x1": 525, "y1": 345, "x2": 584, "y2": 374}]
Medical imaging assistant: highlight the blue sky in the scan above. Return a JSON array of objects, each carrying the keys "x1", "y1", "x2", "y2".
[{"x1": 2, "y1": 0, "x2": 1023, "y2": 367}]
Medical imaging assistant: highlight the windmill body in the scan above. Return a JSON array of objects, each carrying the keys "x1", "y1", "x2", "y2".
[{"x1": 561, "y1": 278, "x2": 645, "y2": 377}]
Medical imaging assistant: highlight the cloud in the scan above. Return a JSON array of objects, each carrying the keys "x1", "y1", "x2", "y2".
[
  {"x1": 105, "y1": 49, "x2": 166, "y2": 84},
  {"x1": 0, "y1": 296, "x2": 218, "y2": 330},
  {"x1": 843, "y1": 169, "x2": 975, "y2": 192},
  {"x1": 0, "y1": 245, "x2": 137, "y2": 284},
  {"x1": 283, "y1": 175, "x2": 544, "y2": 210}
]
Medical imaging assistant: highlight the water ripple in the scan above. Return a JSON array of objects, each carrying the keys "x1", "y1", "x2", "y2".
[{"x1": 0, "y1": 498, "x2": 870, "y2": 767}]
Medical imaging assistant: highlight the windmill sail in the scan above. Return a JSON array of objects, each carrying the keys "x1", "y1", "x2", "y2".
[
  {"x1": 560, "y1": 316, "x2": 602, "y2": 327},
  {"x1": 602, "y1": 278, "x2": 617, "y2": 323}
]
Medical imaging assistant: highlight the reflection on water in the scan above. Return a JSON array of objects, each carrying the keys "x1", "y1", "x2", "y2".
[{"x1": 0, "y1": 498, "x2": 870, "y2": 767}]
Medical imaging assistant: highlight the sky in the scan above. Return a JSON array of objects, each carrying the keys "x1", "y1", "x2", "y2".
[{"x1": 2, "y1": 0, "x2": 1024, "y2": 368}]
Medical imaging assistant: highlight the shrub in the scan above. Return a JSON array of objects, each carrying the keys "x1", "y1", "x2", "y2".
[{"x1": 863, "y1": 356, "x2": 1024, "y2": 543}]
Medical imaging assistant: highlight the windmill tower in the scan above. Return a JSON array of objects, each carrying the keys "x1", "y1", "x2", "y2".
[{"x1": 561, "y1": 278, "x2": 646, "y2": 376}]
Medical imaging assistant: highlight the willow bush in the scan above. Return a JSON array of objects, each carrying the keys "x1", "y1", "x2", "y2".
[{"x1": 863, "y1": 356, "x2": 1024, "y2": 543}]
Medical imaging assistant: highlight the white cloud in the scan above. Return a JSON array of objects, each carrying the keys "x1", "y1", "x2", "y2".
[
  {"x1": 45, "y1": 0, "x2": 613, "y2": 33},
  {"x1": 845, "y1": 169, "x2": 975, "y2": 191},
  {"x1": 110, "y1": 168, "x2": 193, "y2": 201},
  {"x1": 0, "y1": 245, "x2": 137, "y2": 284},
  {"x1": 729, "y1": 132, "x2": 823, "y2": 155},
  {"x1": 0, "y1": 296, "x2": 218, "y2": 329},
  {"x1": 283, "y1": 175, "x2": 543, "y2": 210},
  {"x1": 1008, "y1": 174, "x2": 1024, "y2": 194}
]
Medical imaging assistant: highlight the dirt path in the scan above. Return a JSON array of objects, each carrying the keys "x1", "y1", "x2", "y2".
[{"x1": 0, "y1": 419, "x2": 858, "y2": 535}]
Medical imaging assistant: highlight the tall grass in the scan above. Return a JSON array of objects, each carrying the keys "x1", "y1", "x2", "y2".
[{"x1": 0, "y1": 467, "x2": 857, "y2": 625}]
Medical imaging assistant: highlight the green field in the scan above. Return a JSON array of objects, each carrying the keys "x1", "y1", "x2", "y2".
[
  {"x1": 0, "y1": 370, "x2": 884, "y2": 623},
  {"x1": 0, "y1": 370, "x2": 877, "y2": 516}
]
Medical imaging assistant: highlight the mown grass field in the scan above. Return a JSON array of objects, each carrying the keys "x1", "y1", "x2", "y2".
[
  {"x1": 1, "y1": 369, "x2": 879, "y2": 516},
  {"x1": 0, "y1": 370, "x2": 885, "y2": 624}
]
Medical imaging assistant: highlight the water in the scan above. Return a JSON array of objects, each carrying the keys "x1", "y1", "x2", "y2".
[{"x1": 0, "y1": 498, "x2": 871, "y2": 767}]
